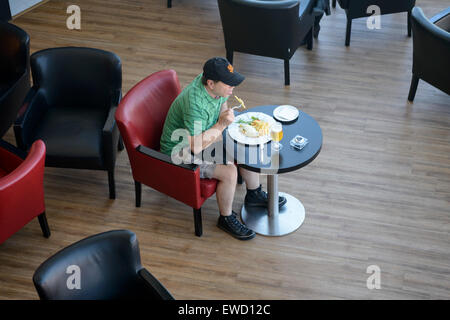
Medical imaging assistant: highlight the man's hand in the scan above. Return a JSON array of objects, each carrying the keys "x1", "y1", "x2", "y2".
[
  {"x1": 189, "y1": 107, "x2": 234, "y2": 155},
  {"x1": 217, "y1": 108, "x2": 235, "y2": 130}
]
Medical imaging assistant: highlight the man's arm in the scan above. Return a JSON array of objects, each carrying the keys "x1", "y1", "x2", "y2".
[
  {"x1": 220, "y1": 100, "x2": 228, "y2": 113},
  {"x1": 187, "y1": 107, "x2": 234, "y2": 155}
]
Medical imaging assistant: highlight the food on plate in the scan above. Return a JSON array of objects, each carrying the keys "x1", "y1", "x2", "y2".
[
  {"x1": 239, "y1": 124, "x2": 259, "y2": 138},
  {"x1": 237, "y1": 116, "x2": 270, "y2": 137}
]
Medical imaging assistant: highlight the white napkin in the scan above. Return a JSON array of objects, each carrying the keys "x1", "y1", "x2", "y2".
[{"x1": 279, "y1": 107, "x2": 297, "y2": 119}]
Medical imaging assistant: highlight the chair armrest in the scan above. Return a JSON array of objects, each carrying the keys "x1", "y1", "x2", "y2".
[
  {"x1": 299, "y1": 0, "x2": 315, "y2": 19},
  {"x1": 138, "y1": 268, "x2": 175, "y2": 300},
  {"x1": 0, "y1": 66, "x2": 28, "y2": 102},
  {"x1": 103, "y1": 106, "x2": 118, "y2": 134},
  {"x1": 135, "y1": 145, "x2": 205, "y2": 208},
  {"x1": 111, "y1": 89, "x2": 122, "y2": 107},
  {"x1": 102, "y1": 105, "x2": 120, "y2": 170},
  {"x1": 136, "y1": 145, "x2": 198, "y2": 171},
  {"x1": 0, "y1": 69, "x2": 30, "y2": 139},
  {"x1": 14, "y1": 87, "x2": 48, "y2": 150},
  {"x1": 14, "y1": 86, "x2": 36, "y2": 125}
]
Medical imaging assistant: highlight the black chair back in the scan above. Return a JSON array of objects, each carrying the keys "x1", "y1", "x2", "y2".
[
  {"x1": 33, "y1": 230, "x2": 172, "y2": 300},
  {"x1": 218, "y1": 0, "x2": 303, "y2": 60},
  {"x1": 338, "y1": 0, "x2": 416, "y2": 19},
  {"x1": 30, "y1": 47, "x2": 121, "y2": 110}
]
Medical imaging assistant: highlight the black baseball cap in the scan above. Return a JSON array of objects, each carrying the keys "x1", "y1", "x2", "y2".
[{"x1": 203, "y1": 57, "x2": 245, "y2": 87}]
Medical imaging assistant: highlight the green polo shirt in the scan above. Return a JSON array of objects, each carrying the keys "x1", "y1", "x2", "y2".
[{"x1": 160, "y1": 73, "x2": 228, "y2": 156}]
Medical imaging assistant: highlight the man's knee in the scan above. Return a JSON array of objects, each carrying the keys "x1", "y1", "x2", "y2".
[
  {"x1": 224, "y1": 164, "x2": 237, "y2": 184},
  {"x1": 215, "y1": 163, "x2": 237, "y2": 183},
  {"x1": 228, "y1": 164, "x2": 238, "y2": 182}
]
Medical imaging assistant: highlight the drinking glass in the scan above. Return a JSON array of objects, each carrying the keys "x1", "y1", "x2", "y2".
[{"x1": 270, "y1": 122, "x2": 283, "y2": 151}]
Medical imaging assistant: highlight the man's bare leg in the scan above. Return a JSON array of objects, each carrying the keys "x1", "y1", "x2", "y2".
[
  {"x1": 212, "y1": 164, "x2": 237, "y2": 216},
  {"x1": 239, "y1": 167, "x2": 259, "y2": 190}
]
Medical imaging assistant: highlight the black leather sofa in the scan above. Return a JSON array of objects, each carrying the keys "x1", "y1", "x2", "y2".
[
  {"x1": 14, "y1": 47, "x2": 123, "y2": 199},
  {"x1": 0, "y1": 22, "x2": 30, "y2": 138},
  {"x1": 33, "y1": 230, "x2": 174, "y2": 300},
  {"x1": 336, "y1": 0, "x2": 416, "y2": 46},
  {"x1": 218, "y1": 0, "x2": 316, "y2": 85},
  {"x1": 408, "y1": 7, "x2": 450, "y2": 101}
]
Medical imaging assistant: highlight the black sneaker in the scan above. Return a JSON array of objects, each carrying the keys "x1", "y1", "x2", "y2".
[
  {"x1": 217, "y1": 213, "x2": 256, "y2": 240},
  {"x1": 244, "y1": 185, "x2": 287, "y2": 209}
]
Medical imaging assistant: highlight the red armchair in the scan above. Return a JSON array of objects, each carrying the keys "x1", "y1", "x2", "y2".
[
  {"x1": 115, "y1": 70, "x2": 218, "y2": 237},
  {"x1": 0, "y1": 139, "x2": 50, "y2": 244}
]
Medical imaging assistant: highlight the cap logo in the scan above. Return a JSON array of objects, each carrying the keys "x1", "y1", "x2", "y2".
[{"x1": 227, "y1": 64, "x2": 234, "y2": 73}]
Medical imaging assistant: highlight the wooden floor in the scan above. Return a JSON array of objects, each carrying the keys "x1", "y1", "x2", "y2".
[{"x1": 1, "y1": 0, "x2": 449, "y2": 300}]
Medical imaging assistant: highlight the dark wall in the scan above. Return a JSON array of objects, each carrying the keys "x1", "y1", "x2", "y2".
[{"x1": 0, "y1": 0, "x2": 12, "y2": 21}]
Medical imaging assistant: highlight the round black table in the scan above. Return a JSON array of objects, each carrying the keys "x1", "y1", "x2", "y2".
[{"x1": 224, "y1": 105, "x2": 322, "y2": 236}]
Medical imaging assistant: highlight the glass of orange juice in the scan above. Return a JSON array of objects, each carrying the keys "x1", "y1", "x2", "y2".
[{"x1": 270, "y1": 122, "x2": 283, "y2": 151}]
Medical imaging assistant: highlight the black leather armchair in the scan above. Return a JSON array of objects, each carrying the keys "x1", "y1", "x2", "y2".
[
  {"x1": 0, "y1": 22, "x2": 30, "y2": 138},
  {"x1": 33, "y1": 230, "x2": 174, "y2": 300},
  {"x1": 408, "y1": 7, "x2": 450, "y2": 101},
  {"x1": 336, "y1": 0, "x2": 416, "y2": 46},
  {"x1": 218, "y1": 0, "x2": 316, "y2": 85},
  {"x1": 14, "y1": 47, "x2": 122, "y2": 199}
]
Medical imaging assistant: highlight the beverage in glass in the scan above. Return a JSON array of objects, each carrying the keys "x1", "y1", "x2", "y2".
[{"x1": 270, "y1": 122, "x2": 283, "y2": 151}]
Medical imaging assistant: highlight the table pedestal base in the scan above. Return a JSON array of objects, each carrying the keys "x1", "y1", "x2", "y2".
[{"x1": 241, "y1": 192, "x2": 305, "y2": 236}]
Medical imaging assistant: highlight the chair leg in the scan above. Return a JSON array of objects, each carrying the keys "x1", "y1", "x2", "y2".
[
  {"x1": 226, "y1": 50, "x2": 233, "y2": 65},
  {"x1": 307, "y1": 28, "x2": 313, "y2": 50},
  {"x1": 135, "y1": 180, "x2": 142, "y2": 207},
  {"x1": 407, "y1": 10, "x2": 412, "y2": 37},
  {"x1": 284, "y1": 59, "x2": 290, "y2": 86},
  {"x1": 408, "y1": 75, "x2": 419, "y2": 102},
  {"x1": 193, "y1": 208, "x2": 203, "y2": 237},
  {"x1": 237, "y1": 167, "x2": 243, "y2": 185},
  {"x1": 332, "y1": 0, "x2": 336, "y2": 8},
  {"x1": 108, "y1": 169, "x2": 116, "y2": 199},
  {"x1": 345, "y1": 17, "x2": 352, "y2": 46},
  {"x1": 167, "y1": 0, "x2": 172, "y2": 8},
  {"x1": 118, "y1": 135, "x2": 124, "y2": 151},
  {"x1": 38, "y1": 212, "x2": 51, "y2": 238}
]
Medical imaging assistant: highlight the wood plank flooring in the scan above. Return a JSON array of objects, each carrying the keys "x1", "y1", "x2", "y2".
[{"x1": 0, "y1": 0, "x2": 449, "y2": 299}]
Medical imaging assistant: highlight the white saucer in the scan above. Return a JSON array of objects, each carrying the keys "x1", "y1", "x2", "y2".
[{"x1": 273, "y1": 105, "x2": 299, "y2": 122}]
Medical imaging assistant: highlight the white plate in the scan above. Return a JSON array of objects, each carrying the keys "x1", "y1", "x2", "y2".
[
  {"x1": 227, "y1": 112, "x2": 276, "y2": 145},
  {"x1": 273, "y1": 105, "x2": 299, "y2": 122}
]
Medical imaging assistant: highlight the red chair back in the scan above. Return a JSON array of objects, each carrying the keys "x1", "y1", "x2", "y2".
[{"x1": 116, "y1": 70, "x2": 181, "y2": 152}]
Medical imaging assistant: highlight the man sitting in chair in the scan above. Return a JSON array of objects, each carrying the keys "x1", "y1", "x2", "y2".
[{"x1": 160, "y1": 57, "x2": 286, "y2": 240}]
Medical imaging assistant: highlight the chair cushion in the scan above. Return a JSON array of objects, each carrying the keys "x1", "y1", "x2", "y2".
[
  {"x1": 200, "y1": 178, "x2": 218, "y2": 199},
  {"x1": 32, "y1": 107, "x2": 107, "y2": 169}
]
